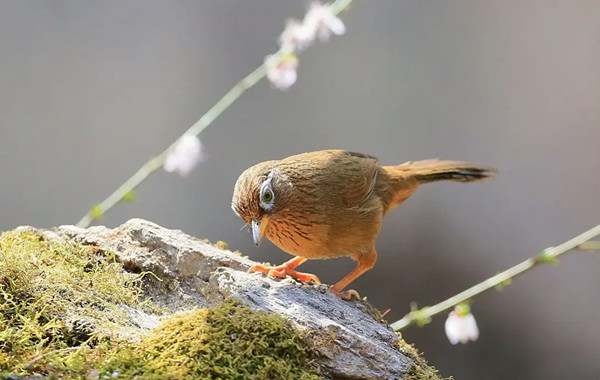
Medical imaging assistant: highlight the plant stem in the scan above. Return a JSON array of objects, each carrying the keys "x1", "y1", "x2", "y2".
[
  {"x1": 76, "y1": 64, "x2": 265, "y2": 228},
  {"x1": 390, "y1": 224, "x2": 600, "y2": 331},
  {"x1": 76, "y1": 0, "x2": 353, "y2": 228},
  {"x1": 577, "y1": 241, "x2": 600, "y2": 251}
]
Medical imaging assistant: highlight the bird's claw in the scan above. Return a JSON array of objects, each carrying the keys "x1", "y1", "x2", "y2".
[
  {"x1": 330, "y1": 287, "x2": 361, "y2": 301},
  {"x1": 283, "y1": 269, "x2": 321, "y2": 284},
  {"x1": 249, "y1": 263, "x2": 321, "y2": 284}
]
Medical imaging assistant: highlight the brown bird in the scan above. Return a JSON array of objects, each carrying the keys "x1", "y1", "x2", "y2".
[{"x1": 231, "y1": 150, "x2": 494, "y2": 299}]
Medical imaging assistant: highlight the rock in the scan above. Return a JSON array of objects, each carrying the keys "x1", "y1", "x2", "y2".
[
  {"x1": 4, "y1": 219, "x2": 436, "y2": 379},
  {"x1": 57, "y1": 219, "x2": 414, "y2": 379}
]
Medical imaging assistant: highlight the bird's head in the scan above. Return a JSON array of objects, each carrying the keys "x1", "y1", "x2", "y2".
[{"x1": 231, "y1": 160, "x2": 292, "y2": 246}]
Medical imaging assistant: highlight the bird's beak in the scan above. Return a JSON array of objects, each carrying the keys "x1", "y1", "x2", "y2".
[{"x1": 251, "y1": 215, "x2": 270, "y2": 246}]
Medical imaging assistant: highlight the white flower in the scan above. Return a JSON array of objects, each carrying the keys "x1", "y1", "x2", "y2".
[
  {"x1": 303, "y1": 2, "x2": 346, "y2": 42},
  {"x1": 444, "y1": 307, "x2": 479, "y2": 345},
  {"x1": 278, "y1": 2, "x2": 345, "y2": 53},
  {"x1": 279, "y1": 19, "x2": 315, "y2": 52},
  {"x1": 163, "y1": 135, "x2": 204, "y2": 176},
  {"x1": 265, "y1": 53, "x2": 298, "y2": 90}
]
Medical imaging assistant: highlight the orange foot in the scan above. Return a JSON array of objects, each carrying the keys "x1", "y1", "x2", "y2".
[
  {"x1": 249, "y1": 260, "x2": 321, "y2": 284},
  {"x1": 330, "y1": 287, "x2": 361, "y2": 301}
]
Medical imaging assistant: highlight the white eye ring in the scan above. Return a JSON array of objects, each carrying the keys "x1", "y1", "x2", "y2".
[{"x1": 259, "y1": 175, "x2": 275, "y2": 211}]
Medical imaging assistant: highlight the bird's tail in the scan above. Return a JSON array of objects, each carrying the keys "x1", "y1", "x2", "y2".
[
  {"x1": 381, "y1": 160, "x2": 495, "y2": 209},
  {"x1": 388, "y1": 159, "x2": 495, "y2": 184}
]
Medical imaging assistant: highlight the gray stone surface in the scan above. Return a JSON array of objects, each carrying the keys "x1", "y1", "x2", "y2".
[{"x1": 55, "y1": 218, "x2": 413, "y2": 379}]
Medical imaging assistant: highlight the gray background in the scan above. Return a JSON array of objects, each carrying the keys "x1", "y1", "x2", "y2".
[{"x1": 1, "y1": 1, "x2": 599, "y2": 379}]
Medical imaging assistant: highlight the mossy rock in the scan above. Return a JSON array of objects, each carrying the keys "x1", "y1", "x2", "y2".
[
  {"x1": 0, "y1": 223, "x2": 446, "y2": 379},
  {"x1": 0, "y1": 230, "x2": 148, "y2": 375},
  {"x1": 397, "y1": 340, "x2": 450, "y2": 380},
  {"x1": 0, "y1": 231, "x2": 320, "y2": 379},
  {"x1": 88, "y1": 302, "x2": 321, "y2": 379}
]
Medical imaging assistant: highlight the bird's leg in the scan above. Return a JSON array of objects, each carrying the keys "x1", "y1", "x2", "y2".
[
  {"x1": 249, "y1": 256, "x2": 321, "y2": 284},
  {"x1": 330, "y1": 249, "x2": 377, "y2": 300}
]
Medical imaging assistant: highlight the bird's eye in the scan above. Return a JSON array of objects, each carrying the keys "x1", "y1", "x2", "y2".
[
  {"x1": 259, "y1": 182, "x2": 275, "y2": 211},
  {"x1": 262, "y1": 190, "x2": 273, "y2": 203}
]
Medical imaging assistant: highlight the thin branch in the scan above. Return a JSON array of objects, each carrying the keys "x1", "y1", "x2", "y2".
[
  {"x1": 390, "y1": 224, "x2": 600, "y2": 331},
  {"x1": 76, "y1": 65, "x2": 265, "y2": 228},
  {"x1": 76, "y1": 0, "x2": 353, "y2": 228},
  {"x1": 577, "y1": 241, "x2": 600, "y2": 251}
]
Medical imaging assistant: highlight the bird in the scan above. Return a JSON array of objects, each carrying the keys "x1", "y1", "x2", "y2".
[{"x1": 231, "y1": 149, "x2": 494, "y2": 299}]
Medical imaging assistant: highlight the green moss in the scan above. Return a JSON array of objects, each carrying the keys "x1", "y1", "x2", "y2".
[
  {"x1": 0, "y1": 231, "x2": 320, "y2": 379},
  {"x1": 214, "y1": 240, "x2": 229, "y2": 250},
  {"x1": 0, "y1": 230, "x2": 147, "y2": 376},
  {"x1": 3, "y1": 229, "x2": 442, "y2": 380},
  {"x1": 27, "y1": 302, "x2": 320, "y2": 379},
  {"x1": 396, "y1": 338, "x2": 450, "y2": 380},
  {"x1": 91, "y1": 301, "x2": 321, "y2": 379}
]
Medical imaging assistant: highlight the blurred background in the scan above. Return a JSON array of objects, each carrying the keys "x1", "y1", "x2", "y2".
[{"x1": 1, "y1": 1, "x2": 599, "y2": 379}]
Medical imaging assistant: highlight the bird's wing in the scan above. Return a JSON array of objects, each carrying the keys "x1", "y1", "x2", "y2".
[
  {"x1": 334, "y1": 151, "x2": 380, "y2": 209},
  {"x1": 278, "y1": 149, "x2": 380, "y2": 210}
]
